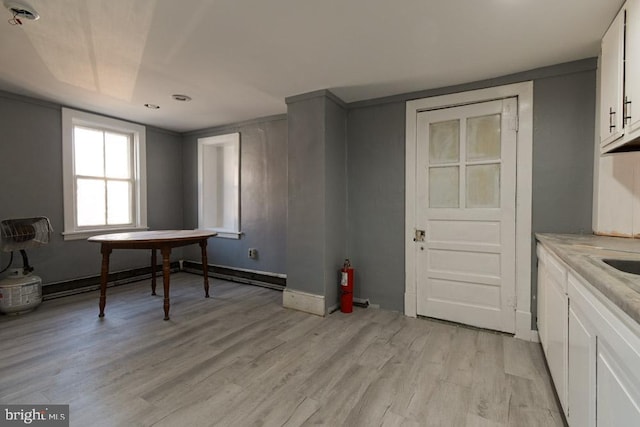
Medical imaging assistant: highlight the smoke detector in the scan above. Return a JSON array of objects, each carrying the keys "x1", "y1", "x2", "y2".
[{"x1": 4, "y1": 0, "x2": 39, "y2": 21}]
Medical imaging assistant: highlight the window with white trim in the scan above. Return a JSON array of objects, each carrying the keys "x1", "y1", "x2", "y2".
[
  {"x1": 198, "y1": 133, "x2": 240, "y2": 239},
  {"x1": 62, "y1": 108, "x2": 147, "y2": 240}
]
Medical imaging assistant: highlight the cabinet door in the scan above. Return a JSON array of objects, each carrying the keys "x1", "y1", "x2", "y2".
[
  {"x1": 597, "y1": 341, "x2": 640, "y2": 426},
  {"x1": 570, "y1": 271, "x2": 640, "y2": 427},
  {"x1": 537, "y1": 253, "x2": 548, "y2": 351},
  {"x1": 627, "y1": 0, "x2": 640, "y2": 139},
  {"x1": 601, "y1": 9, "x2": 625, "y2": 147},
  {"x1": 536, "y1": 245, "x2": 568, "y2": 415},
  {"x1": 568, "y1": 302, "x2": 596, "y2": 427},
  {"x1": 546, "y1": 272, "x2": 568, "y2": 415}
]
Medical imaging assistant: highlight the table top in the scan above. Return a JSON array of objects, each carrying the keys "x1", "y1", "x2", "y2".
[{"x1": 88, "y1": 230, "x2": 217, "y2": 244}]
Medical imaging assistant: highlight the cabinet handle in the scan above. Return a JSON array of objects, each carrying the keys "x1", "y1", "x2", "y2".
[
  {"x1": 610, "y1": 107, "x2": 616, "y2": 132},
  {"x1": 624, "y1": 96, "x2": 632, "y2": 124}
]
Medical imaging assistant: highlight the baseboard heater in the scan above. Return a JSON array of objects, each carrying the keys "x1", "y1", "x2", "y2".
[
  {"x1": 42, "y1": 261, "x2": 285, "y2": 300},
  {"x1": 42, "y1": 262, "x2": 181, "y2": 300},
  {"x1": 182, "y1": 261, "x2": 286, "y2": 291}
]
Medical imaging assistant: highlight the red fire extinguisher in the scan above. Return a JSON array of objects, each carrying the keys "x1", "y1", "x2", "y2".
[{"x1": 340, "y1": 259, "x2": 354, "y2": 313}]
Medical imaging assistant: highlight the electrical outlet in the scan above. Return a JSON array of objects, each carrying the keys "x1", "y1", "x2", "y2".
[{"x1": 248, "y1": 248, "x2": 258, "y2": 259}]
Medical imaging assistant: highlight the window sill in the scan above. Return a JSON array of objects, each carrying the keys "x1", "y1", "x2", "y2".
[
  {"x1": 203, "y1": 229, "x2": 242, "y2": 240},
  {"x1": 62, "y1": 227, "x2": 149, "y2": 241}
]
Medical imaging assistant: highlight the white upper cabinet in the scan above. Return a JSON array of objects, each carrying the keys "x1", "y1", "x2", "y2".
[
  {"x1": 601, "y1": 1, "x2": 640, "y2": 153},
  {"x1": 627, "y1": 0, "x2": 640, "y2": 138},
  {"x1": 600, "y1": 8, "x2": 625, "y2": 149}
]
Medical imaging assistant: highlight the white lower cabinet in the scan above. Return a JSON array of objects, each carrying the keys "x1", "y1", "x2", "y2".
[
  {"x1": 537, "y1": 245, "x2": 568, "y2": 415},
  {"x1": 537, "y1": 246, "x2": 548, "y2": 352},
  {"x1": 567, "y1": 275, "x2": 597, "y2": 427},
  {"x1": 538, "y1": 243, "x2": 640, "y2": 426},
  {"x1": 568, "y1": 271, "x2": 640, "y2": 426},
  {"x1": 597, "y1": 343, "x2": 640, "y2": 426},
  {"x1": 546, "y1": 273, "x2": 568, "y2": 413}
]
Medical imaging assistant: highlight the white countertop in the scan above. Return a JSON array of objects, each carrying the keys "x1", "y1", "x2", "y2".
[{"x1": 536, "y1": 233, "x2": 640, "y2": 325}]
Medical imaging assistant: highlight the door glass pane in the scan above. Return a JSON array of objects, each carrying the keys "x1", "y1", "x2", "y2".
[
  {"x1": 429, "y1": 120, "x2": 459, "y2": 164},
  {"x1": 107, "y1": 181, "x2": 132, "y2": 225},
  {"x1": 429, "y1": 166, "x2": 459, "y2": 208},
  {"x1": 105, "y1": 132, "x2": 131, "y2": 179},
  {"x1": 77, "y1": 178, "x2": 105, "y2": 226},
  {"x1": 467, "y1": 114, "x2": 501, "y2": 161},
  {"x1": 74, "y1": 127, "x2": 104, "y2": 177},
  {"x1": 467, "y1": 164, "x2": 500, "y2": 208}
]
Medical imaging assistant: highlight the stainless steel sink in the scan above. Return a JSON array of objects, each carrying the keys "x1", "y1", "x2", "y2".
[{"x1": 603, "y1": 259, "x2": 640, "y2": 275}]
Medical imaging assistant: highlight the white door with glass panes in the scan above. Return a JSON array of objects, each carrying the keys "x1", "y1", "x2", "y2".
[{"x1": 415, "y1": 98, "x2": 517, "y2": 333}]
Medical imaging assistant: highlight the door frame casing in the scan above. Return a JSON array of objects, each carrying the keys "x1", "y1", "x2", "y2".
[{"x1": 405, "y1": 81, "x2": 535, "y2": 341}]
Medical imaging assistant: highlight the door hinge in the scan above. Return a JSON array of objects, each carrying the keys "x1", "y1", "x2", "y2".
[{"x1": 509, "y1": 114, "x2": 519, "y2": 132}]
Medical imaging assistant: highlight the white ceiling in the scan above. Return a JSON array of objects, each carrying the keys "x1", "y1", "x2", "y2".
[{"x1": 0, "y1": 0, "x2": 624, "y2": 133}]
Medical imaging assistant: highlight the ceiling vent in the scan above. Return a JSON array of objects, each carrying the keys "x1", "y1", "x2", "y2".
[
  {"x1": 172, "y1": 94, "x2": 192, "y2": 102},
  {"x1": 4, "y1": 0, "x2": 39, "y2": 22}
]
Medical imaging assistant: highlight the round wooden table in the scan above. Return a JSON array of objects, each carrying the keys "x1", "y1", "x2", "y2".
[{"x1": 88, "y1": 230, "x2": 217, "y2": 320}]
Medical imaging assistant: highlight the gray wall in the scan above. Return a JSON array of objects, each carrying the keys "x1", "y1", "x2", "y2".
[
  {"x1": 323, "y1": 96, "x2": 347, "y2": 310},
  {"x1": 347, "y1": 102, "x2": 406, "y2": 309},
  {"x1": 286, "y1": 94, "x2": 328, "y2": 296},
  {"x1": 0, "y1": 92, "x2": 184, "y2": 285},
  {"x1": 530, "y1": 70, "x2": 596, "y2": 324},
  {"x1": 181, "y1": 116, "x2": 288, "y2": 275},
  {"x1": 532, "y1": 71, "x2": 595, "y2": 235},
  {"x1": 147, "y1": 129, "x2": 185, "y2": 230},
  {"x1": 0, "y1": 57, "x2": 596, "y2": 324},
  {"x1": 346, "y1": 59, "x2": 596, "y2": 313},
  {"x1": 286, "y1": 91, "x2": 347, "y2": 308}
]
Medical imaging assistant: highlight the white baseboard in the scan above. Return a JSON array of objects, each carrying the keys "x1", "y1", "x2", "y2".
[
  {"x1": 283, "y1": 288, "x2": 325, "y2": 316},
  {"x1": 515, "y1": 310, "x2": 538, "y2": 342},
  {"x1": 327, "y1": 302, "x2": 340, "y2": 314},
  {"x1": 404, "y1": 291, "x2": 417, "y2": 317}
]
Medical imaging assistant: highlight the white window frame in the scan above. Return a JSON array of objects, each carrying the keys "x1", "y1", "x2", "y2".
[
  {"x1": 197, "y1": 133, "x2": 241, "y2": 239},
  {"x1": 62, "y1": 108, "x2": 147, "y2": 240}
]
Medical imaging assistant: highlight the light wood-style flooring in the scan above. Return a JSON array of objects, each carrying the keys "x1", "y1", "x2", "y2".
[{"x1": 0, "y1": 273, "x2": 564, "y2": 426}]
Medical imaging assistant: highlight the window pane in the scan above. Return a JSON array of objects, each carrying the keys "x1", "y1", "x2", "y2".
[
  {"x1": 467, "y1": 114, "x2": 501, "y2": 161},
  {"x1": 467, "y1": 164, "x2": 500, "y2": 208},
  {"x1": 105, "y1": 132, "x2": 131, "y2": 179},
  {"x1": 74, "y1": 127, "x2": 104, "y2": 177},
  {"x1": 77, "y1": 178, "x2": 105, "y2": 226},
  {"x1": 429, "y1": 166, "x2": 459, "y2": 208},
  {"x1": 107, "y1": 181, "x2": 132, "y2": 225},
  {"x1": 198, "y1": 133, "x2": 240, "y2": 235},
  {"x1": 429, "y1": 120, "x2": 459, "y2": 164}
]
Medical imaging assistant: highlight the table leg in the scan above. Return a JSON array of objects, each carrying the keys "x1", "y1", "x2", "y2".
[
  {"x1": 151, "y1": 249, "x2": 157, "y2": 295},
  {"x1": 99, "y1": 245, "x2": 112, "y2": 318},
  {"x1": 200, "y1": 239, "x2": 210, "y2": 298},
  {"x1": 162, "y1": 246, "x2": 171, "y2": 320}
]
